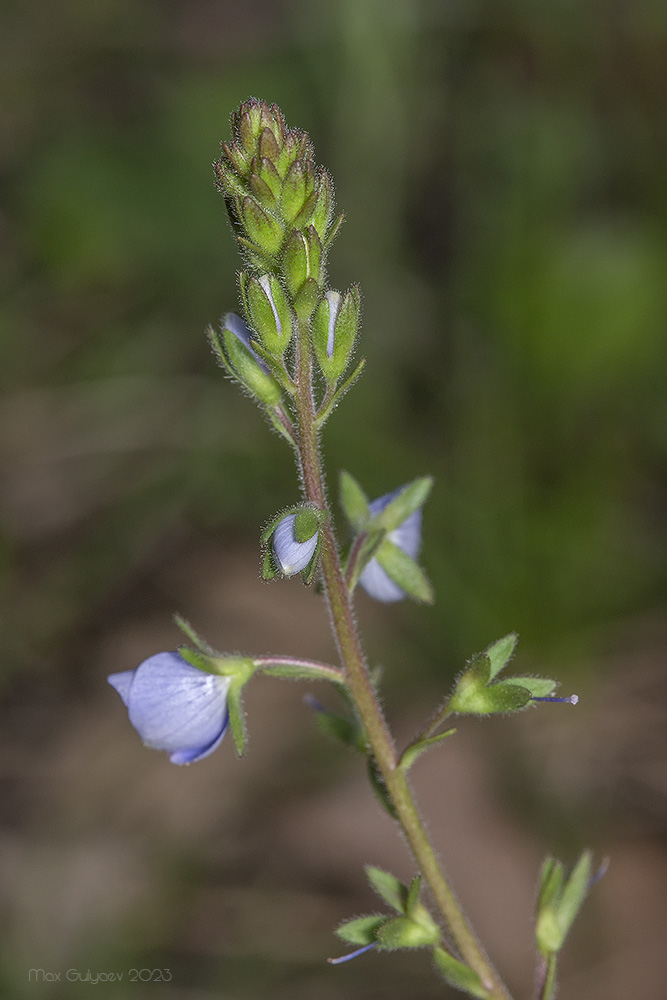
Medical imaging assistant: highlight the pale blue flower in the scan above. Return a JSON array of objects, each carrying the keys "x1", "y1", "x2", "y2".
[
  {"x1": 358, "y1": 489, "x2": 422, "y2": 603},
  {"x1": 272, "y1": 513, "x2": 319, "y2": 575},
  {"x1": 108, "y1": 651, "x2": 231, "y2": 764}
]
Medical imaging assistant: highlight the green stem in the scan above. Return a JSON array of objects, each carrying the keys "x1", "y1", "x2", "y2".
[
  {"x1": 253, "y1": 655, "x2": 346, "y2": 686},
  {"x1": 293, "y1": 317, "x2": 512, "y2": 1000},
  {"x1": 535, "y1": 954, "x2": 558, "y2": 1000}
]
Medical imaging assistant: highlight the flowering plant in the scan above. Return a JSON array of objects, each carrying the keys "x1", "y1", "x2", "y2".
[{"x1": 108, "y1": 99, "x2": 597, "y2": 1000}]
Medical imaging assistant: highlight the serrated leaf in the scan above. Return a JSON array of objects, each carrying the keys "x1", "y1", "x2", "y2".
[
  {"x1": 376, "y1": 541, "x2": 434, "y2": 604},
  {"x1": 433, "y1": 948, "x2": 490, "y2": 999},
  {"x1": 336, "y1": 914, "x2": 387, "y2": 945},
  {"x1": 366, "y1": 867, "x2": 408, "y2": 914},
  {"x1": 486, "y1": 633, "x2": 518, "y2": 679}
]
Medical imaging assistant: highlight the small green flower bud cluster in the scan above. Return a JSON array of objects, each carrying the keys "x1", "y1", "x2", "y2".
[{"x1": 213, "y1": 98, "x2": 363, "y2": 435}]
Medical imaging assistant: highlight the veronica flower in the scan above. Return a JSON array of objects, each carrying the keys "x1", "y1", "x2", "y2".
[
  {"x1": 108, "y1": 651, "x2": 231, "y2": 764},
  {"x1": 358, "y1": 489, "x2": 423, "y2": 603},
  {"x1": 272, "y1": 513, "x2": 320, "y2": 575}
]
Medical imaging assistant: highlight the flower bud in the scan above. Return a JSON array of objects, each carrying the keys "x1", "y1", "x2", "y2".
[
  {"x1": 209, "y1": 314, "x2": 282, "y2": 407},
  {"x1": 245, "y1": 274, "x2": 292, "y2": 356},
  {"x1": 108, "y1": 652, "x2": 232, "y2": 764},
  {"x1": 272, "y1": 511, "x2": 320, "y2": 576},
  {"x1": 311, "y1": 287, "x2": 361, "y2": 382}
]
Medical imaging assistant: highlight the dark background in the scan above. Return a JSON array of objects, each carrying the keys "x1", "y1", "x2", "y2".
[{"x1": 1, "y1": 0, "x2": 666, "y2": 997}]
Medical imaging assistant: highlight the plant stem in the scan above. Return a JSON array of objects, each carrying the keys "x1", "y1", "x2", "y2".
[{"x1": 293, "y1": 318, "x2": 513, "y2": 1000}]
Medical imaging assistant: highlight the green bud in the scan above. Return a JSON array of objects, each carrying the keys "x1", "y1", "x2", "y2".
[
  {"x1": 282, "y1": 227, "x2": 322, "y2": 297},
  {"x1": 208, "y1": 323, "x2": 282, "y2": 407},
  {"x1": 449, "y1": 654, "x2": 533, "y2": 715},
  {"x1": 246, "y1": 273, "x2": 292, "y2": 356},
  {"x1": 376, "y1": 914, "x2": 439, "y2": 950},
  {"x1": 312, "y1": 170, "x2": 334, "y2": 240},
  {"x1": 312, "y1": 286, "x2": 361, "y2": 382},
  {"x1": 536, "y1": 851, "x2": 594, "y2": 956},
  {"x1": 241, "y1": 196, "x2": 283, "y2": 256},
  {"x1": 293, "y1": 276, "x2": 320, "y2": 323},
  {"x1": 280, "y1": 159, "x2": 309, "y2": 223}
]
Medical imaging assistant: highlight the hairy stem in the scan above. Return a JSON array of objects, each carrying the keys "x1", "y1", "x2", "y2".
[{"x1": 293, "y1": 317, "x2": 512, "y2": 1000}]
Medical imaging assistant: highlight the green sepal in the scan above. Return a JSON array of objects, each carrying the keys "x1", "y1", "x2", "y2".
[
  {"x1": 249, "y1": 171, "x2": 277, "y2": 209},
  {"x1": 323, "y1": 211, "x2": 345, "y2": 250},
  {"x1": 399, "y1": 728, "x2": 457, "y2": 773},
  {"x1": 375, "y1": 914, "x2": 440, "y2": 951},
  {"x1": 536, "y1": 850, "x2": 593, "y2": 956},
  {"x1": 406, "y1": 876, "x2": 422, "y2": 917},
  {"x1": 213, "y1": 158, "x2": 246, "y2": 198},
  {"x1": 432, "y1": 948, "x2": 490, "y2": 999},
  {"x1": 301, "y1": 532, "x2": 323, "y2": 585},
  {"x1": 241, "y1": 196, "x2": 283, "y2": 256},
  {"x1": 294, "y1": 506, "x2": 321, "y2": 542},
  {"x1": 336, "y1": 915, "x2": 387, "y2": 946},
  {"x1": 174, "y1": 615, "x2": 216, "y2": 656},
  {"x1": 376, "y1": 540, "x2": 434, "y2": 604},
  {"x1": 366, "y1": 867, "x2": 408, "y2": 914},
  {"x1": 244, "y1": 338, "x2": 295, "y2": 395},
  {"x1": 312, "y1": 170, "x2": 333, "y2": 241},
  {"x1": 486, "y1": 632, "x2": 518, "y2": 679},
  {"x1": 339, "y1": 471, "x2": 370, "y2": 530},
  {"x1": 262, "y1": 546, "x2": 279, "y2": 580},
  {"x1": 257, "y1": 125, "x2": 280, "y2": 162},
  {"x1": 293, "y1": 276, "x2": 320, "y2": 323},
  {"x1": 208, "y1": 324, "x2": 282, "y2": 407},
  {"x1": 505, "y1": 676, "x2": 557, "y2": 697},
  {"x1": 282, "y1": 229, "x2": 309, "y2": 297},
  {"x1": 315, "y1": 709, "x2": 359, "y2": 748},
  {"x1": 345, "y1": 529, "x2": 385, "y2": 594},
  {"x1": 261, "y1": 503, "x2": 325, "y2": 545},
  {"x1": 280, "y1": 158, "x2": 309, "y2": 223},
  {"x1": 177, "y1": 646, "x2": 216, "y2": 673},
  {"x1": 376, "y1": 477, "x2": 433, "y2": 533},
  {"x1": 293, "y1": 189, "x2": 319, "y2": 229},
  {"x1": 367, "y1": 757, "x2": 398, "y2": 820}
]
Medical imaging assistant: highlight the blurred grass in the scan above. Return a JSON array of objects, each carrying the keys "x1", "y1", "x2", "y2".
[{"x1": 1, "y1": 0, "x2": 666, "y2": 997}]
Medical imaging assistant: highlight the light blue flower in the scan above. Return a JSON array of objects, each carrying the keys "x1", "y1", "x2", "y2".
[
  {"x1": 108, "y1": 651, "x2": 231, "y2": 764},
  {"x1": 222, "y1": 312, "x2": 269, "y2": 372},
  {"x1": 272, "y1": 513, "x2": 319, "y2": 575},
  {"x1": 358, "y1": 489, "x2": 423, "y2": 603}
]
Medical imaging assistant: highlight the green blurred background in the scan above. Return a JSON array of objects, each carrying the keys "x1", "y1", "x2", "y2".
[{"x1": 1, "y1": 0, "x2": 666, "y2": 997}]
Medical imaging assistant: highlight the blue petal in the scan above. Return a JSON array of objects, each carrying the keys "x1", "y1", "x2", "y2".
[
  {"x1": 358, "y1": 557, "x2": 407, "y2": 603},
  {"x1": 107, "y1": 670, "x2": 134, "y2": 707},
  {"x1": 110, "y1": 651, "x2": 231, "y2": 763},
  {"x1": 358, "y1": 488, "x2": 423, "y2": 602},
  {"x1": 223, "y1": 312, "x2": 269, "y2": 372},
  {"x1": 272, "y1": 514, "x2": 319, "y2": 575}
]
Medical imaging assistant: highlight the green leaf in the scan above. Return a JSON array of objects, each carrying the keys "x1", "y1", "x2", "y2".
[
  {"x1": 376, "y1": 477, "x2": 433, "y2": 533},
  {"x1": 433, "y1": 948, "x2": 490, "y2": 999},
  {"x1": 340, "y1": 471, "x2": 370, "y2": 530},
  {"x1": 376, "y1": 540, "x2": 434, "y2": 604},
  {"x1": 486, "y1": 633, "x2": 518, "y2": 679},
  {"x1": 366, "y1": 867, "x2": 408, "y2": 913},
  {"x1": 399, "y1": 728, "x2": 457, "y2": 772},
  {"x1": 336, "y1": 915, "x2": 387, "y2": 946}
]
